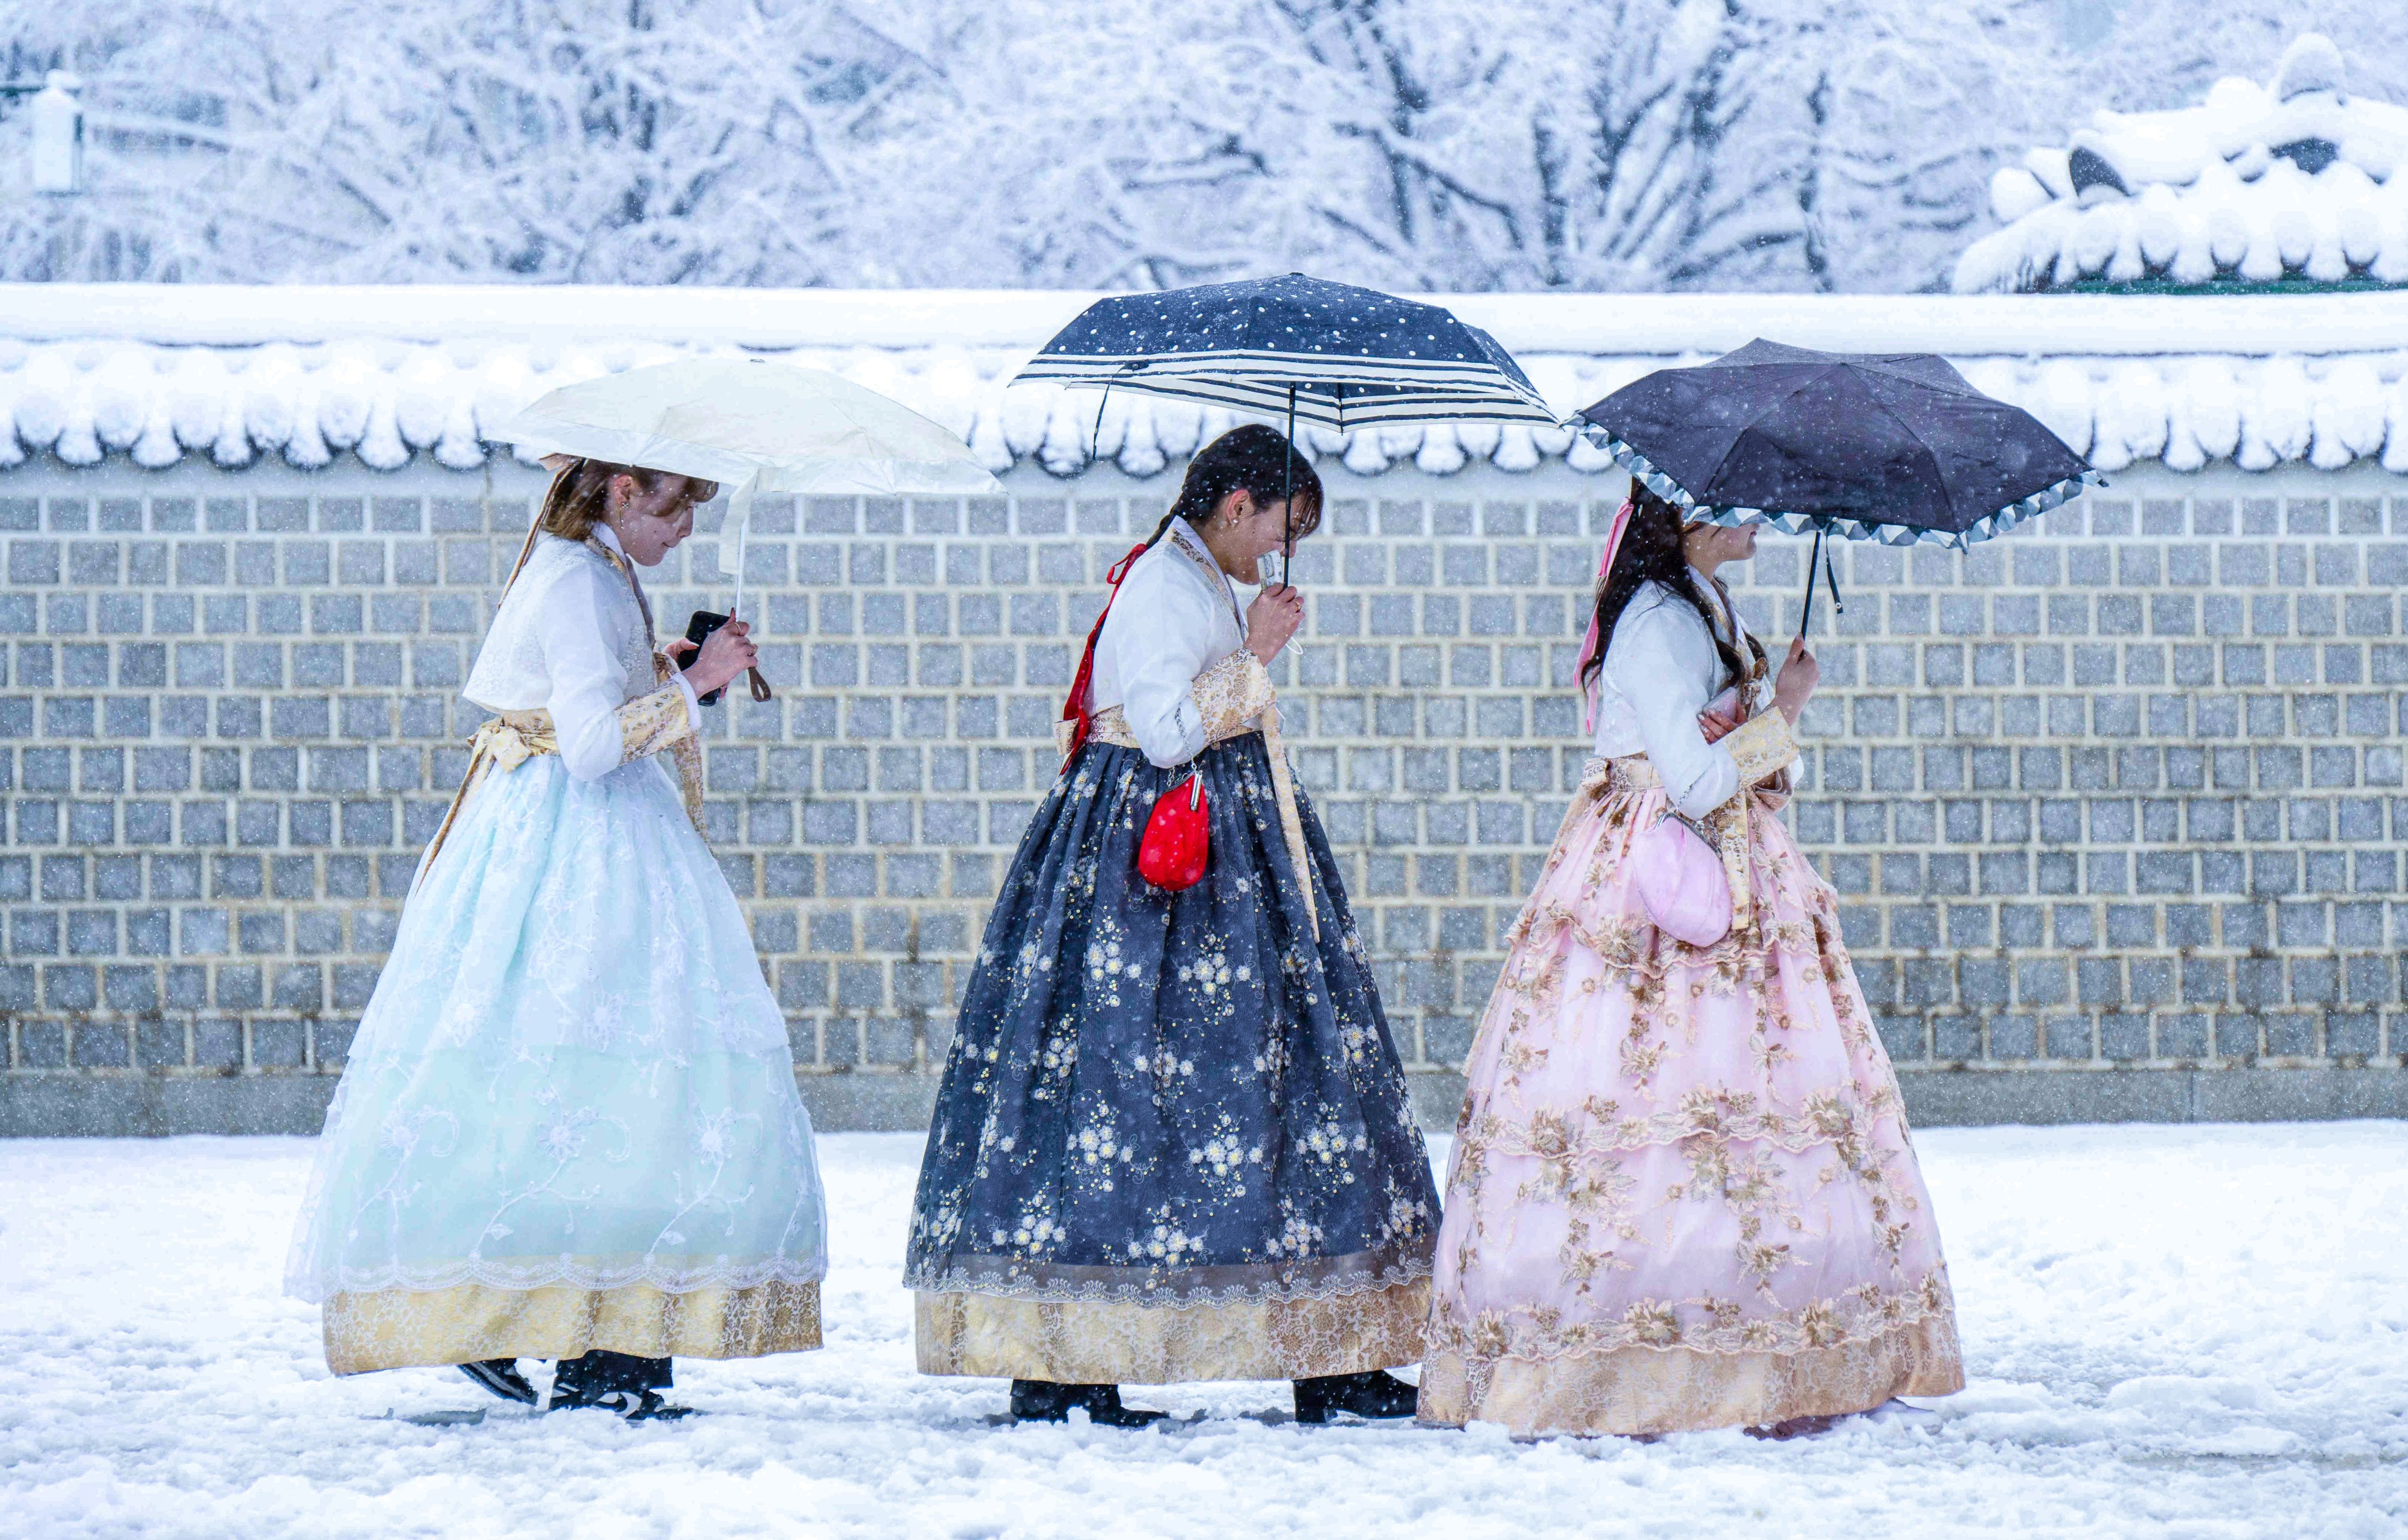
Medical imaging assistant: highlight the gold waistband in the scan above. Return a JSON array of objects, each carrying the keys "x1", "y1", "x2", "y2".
[
  {"x1": 1082, "y1": 706, "x2": 1252, "y2": 753},
  {"x1": 480, "y1": 710, "x2": 560, "y2": 768},
  {"x1": 410, "y1": 710, "x2": 561, "y2": 896},
  {"x1": 1077, "y1": 706, "x2": 1319, "y2": 939},
  {"x1": 1583, "y1": 754, "x2": 1657, "y2": 794}
]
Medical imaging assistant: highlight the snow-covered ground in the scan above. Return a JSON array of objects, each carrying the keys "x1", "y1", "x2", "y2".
[{"x1": 2, "y1": 1125, "x2": 2404, "y2": 1539}]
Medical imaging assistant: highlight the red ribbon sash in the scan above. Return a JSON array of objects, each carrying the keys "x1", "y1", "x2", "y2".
[{"x1": 1059, "y1": 540, "x2": 1151, "y2": 760}]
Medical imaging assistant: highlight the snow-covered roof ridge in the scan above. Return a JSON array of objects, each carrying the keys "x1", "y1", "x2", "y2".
[
  {"x1": 1956, "y1": 34, "x2": 2408, "y2": 296},
  {"x1": 5, "y1": 285, "x2": 2408, "y2": 479}
]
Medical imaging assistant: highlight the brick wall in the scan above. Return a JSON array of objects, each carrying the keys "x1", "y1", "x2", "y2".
[{"x1": 1, "y1": 456, "x2": 2403, "y2": 1134}]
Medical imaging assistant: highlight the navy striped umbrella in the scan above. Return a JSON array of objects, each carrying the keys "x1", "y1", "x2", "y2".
[
  {"x1": 1018, "y1": 273, "x2": 1557, "y2": 430},
  {"x1": 1018, "y1": 273, "x2": 1557, "y2": 576},
  {"x1": 1577, "y1": 339, "x2": 2104, "y2": 632}
]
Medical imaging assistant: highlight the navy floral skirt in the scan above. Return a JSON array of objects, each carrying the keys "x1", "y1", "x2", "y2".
[{"x1": 907, "y1": 733, "x2": 1439, "y2": 1383}]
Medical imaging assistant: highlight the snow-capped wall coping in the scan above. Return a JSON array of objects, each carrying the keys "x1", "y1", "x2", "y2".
[
  {"x1": 5, "y1": 283, "x2": 2408, "y2": 480},
  {"x1": 1956, "y1": 34, "x2": 2408, "y2": 295}
]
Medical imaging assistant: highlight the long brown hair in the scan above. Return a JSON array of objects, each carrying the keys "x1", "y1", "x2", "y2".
[
  {"x1": 534, "y1": 458, "x2": 718, "y2": 542},
  {"x1": 1580, "y1": 487, "x2": 1764, "y2": 697},
  {"x1": 500, "y1": 457, "x2": 720, "y2": 596}
]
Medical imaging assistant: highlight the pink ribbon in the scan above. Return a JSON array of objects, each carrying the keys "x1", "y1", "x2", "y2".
[{"x1": 1577, "y1": 497, "x2": 1636, "y2": 733}]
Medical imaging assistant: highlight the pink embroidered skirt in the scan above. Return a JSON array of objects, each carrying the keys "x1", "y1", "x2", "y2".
[{"x1": 1419, "y1": 761, "x2": 1964, "y2": 1437}]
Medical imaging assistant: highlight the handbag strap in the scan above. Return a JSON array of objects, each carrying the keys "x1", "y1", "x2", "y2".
[{"x1": 1060, "y1": 539, "x2": 1150, "y2": 761}]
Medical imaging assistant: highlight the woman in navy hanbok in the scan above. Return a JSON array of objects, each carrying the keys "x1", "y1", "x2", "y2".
[{"x1": 906, "y1": 427, "x2": 1439, "y2": 1425}]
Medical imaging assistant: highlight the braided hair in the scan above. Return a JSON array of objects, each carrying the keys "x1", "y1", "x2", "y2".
[
  {"x1": 1143, "y1": 425, "x2": 1323, "y2": 554},
  {"x1": 1580, "y1": 487, "x2": 1764, "y2": 698}
]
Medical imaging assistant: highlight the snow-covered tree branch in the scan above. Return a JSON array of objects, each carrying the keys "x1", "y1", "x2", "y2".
[{"x1": 0, "y1": 0, "x2": 2396, "y2": 292}]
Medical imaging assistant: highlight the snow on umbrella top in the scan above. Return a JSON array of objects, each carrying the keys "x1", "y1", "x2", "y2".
[
  {"x1": 1577, "y1": 339, "x2": 2103, "y2": 550},
  {"x1": 1015, "y1": 273, "x2": 1559, "y2": 430}
]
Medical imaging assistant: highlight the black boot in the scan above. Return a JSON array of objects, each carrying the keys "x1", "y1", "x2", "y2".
[
  {"x1": 457, "y1": 1359, "x2": 537, "y2": 1405},
  {"x1": 1293, "y1": 1370, "x2": 1419, "y2": 1424},
  {"x1": 1009, "y1": 1379, "x2": 1167, "y2": 1428},
  {"x1": 550, "y1": 1350, "x2": 689, "y2": 1421}
]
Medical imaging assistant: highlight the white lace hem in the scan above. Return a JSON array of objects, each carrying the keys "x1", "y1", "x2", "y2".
[{"x1": 286, "y1": 1255, "x2": 829, "y2": 1306}]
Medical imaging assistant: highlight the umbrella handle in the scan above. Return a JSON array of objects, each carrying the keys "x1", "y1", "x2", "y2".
[{"x1": 1798, "y1": 525, "x2": 1844, "y2": 640}]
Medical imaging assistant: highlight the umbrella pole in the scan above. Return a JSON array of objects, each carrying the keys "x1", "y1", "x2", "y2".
[
  {"x1": 1801, "y1": 526, "x2": 1823, "y2": 638},
  {"x1": 727, "y1": 473, "x2": 757, "y2": 623},
  {"x1": 1283, "y1": 382, "x2": 1297, "y2": 589}
]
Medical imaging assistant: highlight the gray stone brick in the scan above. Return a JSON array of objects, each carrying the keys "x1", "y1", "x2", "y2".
[{"x1": 0, "y1": 466, "x2": 2393, "y2": 1110}]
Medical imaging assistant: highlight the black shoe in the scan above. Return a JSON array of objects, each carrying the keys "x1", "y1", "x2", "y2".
[
  {"x1": 458, "y1": 1359, "x2": 536, "y2": 1405},
  {"x1": 1009, "y1": 1379, "x2": 1168, "y2": 1428},
  {"x1": 598, "y1": 1388, "x2": 693, "y2": 1422},
  {"x1": 1293, "y1": 1370, "x2": 1419, "y2": 1424},
  {"x1": 550, "y1": 1351, "x2": 683, "y2": 1418}
]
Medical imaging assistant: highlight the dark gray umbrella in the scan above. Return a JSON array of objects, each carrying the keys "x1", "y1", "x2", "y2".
[{"x1": 1577, "y1": 339, "x2": 2102, "y2": 630}]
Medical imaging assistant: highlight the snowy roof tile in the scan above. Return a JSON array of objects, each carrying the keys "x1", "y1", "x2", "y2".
[
  {"x1": 1956, "y1": 35, "x2": 2408, "y2": 295},
  {"x1": 4, "y1": 283, "x2": 2408, "y2": 479}
]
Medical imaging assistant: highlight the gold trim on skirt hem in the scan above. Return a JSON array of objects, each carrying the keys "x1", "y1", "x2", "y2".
[
  {"x1": 915, "y1": 1279, "x2": 1430, "y2": 1384},
  {"x1": 1416, "y1": 1313, "x2": 1964, "y2": 1438},
  {"x1": 323, "y1": 1280, "x2": 823, "y2": 1376}
]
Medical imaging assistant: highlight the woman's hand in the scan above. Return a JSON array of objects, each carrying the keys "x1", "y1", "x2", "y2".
[
  {"x1": 1246, "y1": 584, "x2": 1304, "y2": 665},
  {"x1": 1772, "y1": 635, "x2": 1819, "y2": 724},
  {"x1": 686, "y1": 620, "x2": 758, "y2": 697}
]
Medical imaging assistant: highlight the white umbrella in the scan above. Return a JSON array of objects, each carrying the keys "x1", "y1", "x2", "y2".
[{"x1": 493, "y1": 356, "x2": 1000, "y2": 617}]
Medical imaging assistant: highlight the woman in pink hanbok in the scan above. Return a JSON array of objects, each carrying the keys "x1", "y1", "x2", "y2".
[{"x1": 1419, "y1": 489, "x2": 1963, "y2": 1438}]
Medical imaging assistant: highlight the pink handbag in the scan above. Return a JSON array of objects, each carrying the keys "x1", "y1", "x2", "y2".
[{"x1": 1634, "y1": 809, "x2": 1733, "y2": 947}]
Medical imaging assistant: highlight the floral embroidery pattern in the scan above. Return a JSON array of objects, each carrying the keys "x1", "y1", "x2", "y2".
[
  {"x1": 1426, "y1": 760, "x2": 1961, "y2": 1385},
  {"x1": 906, "y1": 733, "x2": 1437, "y2": 1309},
  {"x1": 615, "y1": 683, "x2": 695, "y2": 762},
  {"x1": 286, "y1": 546, "x2": 824, "y2": 1308},
  {"x1": 1189, "y1": 650, "x2": 1276, "y2": 741}
]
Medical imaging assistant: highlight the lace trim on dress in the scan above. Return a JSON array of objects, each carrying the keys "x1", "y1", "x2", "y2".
[
  {"x1": 324, "y1": 1278, "x2": 823, "y2": 1375},
  {"x1": 1427, "y1": 1265, "x2": 1957, "y2": 1360},
  {"x1": 904, "y1": 1242, "x2": 1433, "y2": 1308},
  {"x1": 1420, "y1": 1311, "x2": 1965, "y2": 1437},
  {"x1": 916, "y1": 1278, "x2": 1430, "y2": 1383},
  {"x1": 296, "y1": 1254, "x2": 828, "y2": 1305},
  {"x1": 1460, "y1": 1081, "x2": 1911, "y2": 1160}
]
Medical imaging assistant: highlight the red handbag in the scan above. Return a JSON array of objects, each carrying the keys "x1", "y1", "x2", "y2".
[{"x1": 1138, "y1": 773, "x2": 1210, "y2": 890}]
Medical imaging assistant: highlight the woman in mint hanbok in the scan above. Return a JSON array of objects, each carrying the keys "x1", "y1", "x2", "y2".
[{"x1": 286, "y1": 459, "x2": 827, "y2": 1419}]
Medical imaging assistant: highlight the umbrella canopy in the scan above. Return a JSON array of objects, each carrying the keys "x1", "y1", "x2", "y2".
[
  {"x1": 1018, "y1": 273, "x2": 1557, "y2": 580},
  {"x1": 1015, "y1": 273, "x2": 1558, "y2": 431},
  {"x1": 1576, "y1": 339, "x2": 2101, "y2": 550},
  {"x1": 491, "y1": 356, "x2": 999, "y2": 614}
]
